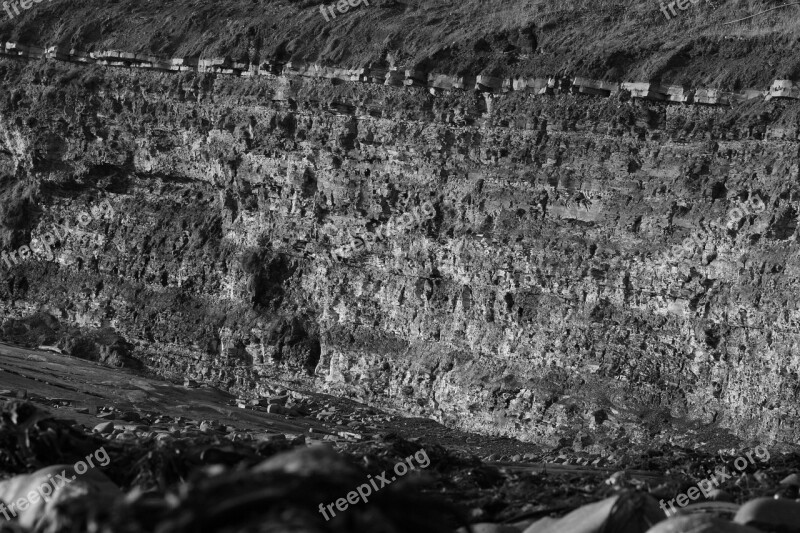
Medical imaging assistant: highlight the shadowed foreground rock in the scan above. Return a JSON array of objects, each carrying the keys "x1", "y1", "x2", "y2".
[{"x1": 2, "y1": 400, "x2": 800, "y2": 532}]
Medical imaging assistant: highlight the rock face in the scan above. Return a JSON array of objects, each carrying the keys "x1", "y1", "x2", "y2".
[{"x1": 1, "y1": 55, "x2": 800, "y2": 449}]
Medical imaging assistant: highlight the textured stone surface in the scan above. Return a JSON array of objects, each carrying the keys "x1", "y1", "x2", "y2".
[{"x1": 1, "y1": 57, "x2": 800, "y2": 449}]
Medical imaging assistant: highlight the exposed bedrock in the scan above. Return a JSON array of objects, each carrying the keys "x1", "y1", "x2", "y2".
[{"x1": 2, "y1": 60, "x2": 800, "y2": 449}]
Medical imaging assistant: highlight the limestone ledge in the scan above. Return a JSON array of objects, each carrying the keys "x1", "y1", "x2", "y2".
[{"x1": 3, "y1": 42, "x2": 800, "y2": 106}]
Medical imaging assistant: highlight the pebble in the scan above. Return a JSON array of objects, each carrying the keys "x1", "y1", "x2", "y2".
[
  {"x1": 115, "y1": 431, "x2": 137, "y2": 442},
  {"x1": 93, "y1": 421, "x2": 115, "y2": 434},
  {"x1": 606, "y1": 471, "x2": 629, "y2": 486},
  {"x1": 120, "y1": 424, "x2": 148, "y2": 432},
  {"x1": 753, "y1": 470, "x2": 771, "y2": 486},
  {"x1": 119, "y1": 411, "x2": 141, "y2": 422},
  {"x1": 268, "y1": 394, "x2": 289, "y2": 406}
]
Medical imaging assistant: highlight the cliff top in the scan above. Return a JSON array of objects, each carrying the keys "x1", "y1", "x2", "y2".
[{"x1": 1, "y1": 0, "x2": 799, "y2": 90}]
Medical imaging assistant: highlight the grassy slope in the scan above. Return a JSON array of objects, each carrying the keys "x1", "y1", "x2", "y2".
[{"x1": 0, "y1": 0, "x2": 799, "y2": 87}]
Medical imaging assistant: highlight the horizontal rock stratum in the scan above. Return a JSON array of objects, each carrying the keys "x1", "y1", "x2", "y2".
[
  {"x1": 2, "y1": 1, "x2": 800, "y2": 451},
  {"x1": 2, "y1": 42, "x2": 799, "y2": 106}
]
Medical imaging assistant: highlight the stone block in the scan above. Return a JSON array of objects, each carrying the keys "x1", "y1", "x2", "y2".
[
  {"x1": 349, "y1": 67, "x2": 368, "y2": 81},
  {"x1": 368, "y1": 67, "x2": 386, "y2": 78},
  {"x1": 767, "y1": 79, "x2": 800, "y2": 100},
  {"x1": 330, "y1": 68, "x2": 349, "y2": 81},
  {"x1": 99, "y1": 50, "x2": 124, "y2": 60},
  {"x1": 694, "y1": 88, "x2": 729, "y2": 105},
  {"x1": 46, "y1": 46, "x2": 71, "y2": 60},
  {"x1": 428, "y1": 73, "x2": 455, "y2": 90},
  {"x1": 476, "y1": 74, "x2": 502, "y2": 91},
  {"x1": 403, "y1": 78, "x2": 426, "y2": 87},
  {"x1": 454, "y1": 75, "x2": 476, "y2": 90},
  {"x1": 385, "y1": 70, "x2": 404, "y2": 86},
  {"x1": 621, "y1": 82, "x2": 668, "y2": 100},
  {"x1": 207, "y1": 57, "x2": 231, "y2": 67},
  {"x1": 296, "y1": 64, "x2": 318, "y2": 77},
  {"x1": 405, "y1": 69, "x2": 427, "y2": 83},
  {"x1": 573, "y1": 77, "x2": 619, "y2": 96},
  {"x1": 578, "y1": 86, "x2": 611, "y2": 97},
  {"x1": 527, "y1": 78, "x2": 550, "y2": 94},
  {"x1": 45, "y1": 45, "x2": 70, "y2": 56},
  {"x1": 665, "y1": 85, "x2": 693, "y2": 103},
  {"x1": 171, "y1": 57, "x2": 198, "y2": 66}
]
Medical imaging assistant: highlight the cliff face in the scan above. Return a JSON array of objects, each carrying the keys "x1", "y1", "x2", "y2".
[{"x1": 2, "y1": 54, "x2": 800, "y2": 451}]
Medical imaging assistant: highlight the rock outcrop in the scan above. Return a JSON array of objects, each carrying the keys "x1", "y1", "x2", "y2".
[{"x1": 1, "y1": 36, "x2": 800, "y2": 451}]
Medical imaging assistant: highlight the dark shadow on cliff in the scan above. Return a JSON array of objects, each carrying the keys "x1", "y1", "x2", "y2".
[{"x1": 0, "y1": 312, "x2": 142, "y2": 369}]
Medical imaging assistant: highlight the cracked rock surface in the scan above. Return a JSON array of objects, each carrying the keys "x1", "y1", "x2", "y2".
[{"x1": 0, "y1": 55, "x2": 800, "y2": 451}]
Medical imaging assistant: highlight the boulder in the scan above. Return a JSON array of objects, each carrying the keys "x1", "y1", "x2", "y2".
[
  {"x1": 0, "y1": 464, "x2": 120, "y2": 529},
  {"x1": 646, "y1": 515, "x2": 761, "y2": 532},
  {"x1": 733, "y1": 497, "x2": 800, "y2": 531},
  {"x1": 521, "y1": 491, "x2": 665, "y2": 533}
]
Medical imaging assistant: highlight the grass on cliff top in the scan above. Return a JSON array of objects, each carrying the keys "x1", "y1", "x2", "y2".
[{"x1": 0, "y1": 0, "x2": 798, "y2": 88}]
